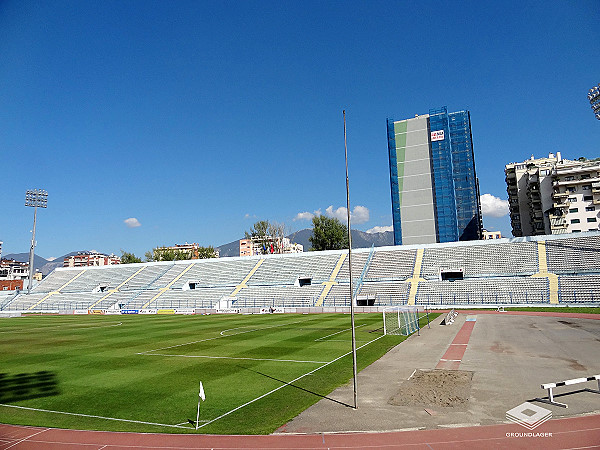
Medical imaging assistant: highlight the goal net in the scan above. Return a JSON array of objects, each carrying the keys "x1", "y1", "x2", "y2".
[{"x1": 382, "y1": 306, "x2": 419, "y2": 336}]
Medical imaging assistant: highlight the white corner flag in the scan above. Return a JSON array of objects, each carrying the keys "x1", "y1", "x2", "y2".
[
  {"x1": 199, "y1": 381, "x2": 206, "y2": 401},
  {"x1": 196, "y1": 381, "x2": 206, "y2": 430}
]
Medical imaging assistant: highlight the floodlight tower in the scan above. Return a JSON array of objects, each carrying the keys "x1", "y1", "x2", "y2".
[{"x1": 25, "y1": 189, "x2": 48, "y2": 293}]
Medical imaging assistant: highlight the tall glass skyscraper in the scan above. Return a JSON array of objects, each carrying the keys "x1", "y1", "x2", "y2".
[{"x1": 387, "y1": 107, "x2": 482, "y2": 245}]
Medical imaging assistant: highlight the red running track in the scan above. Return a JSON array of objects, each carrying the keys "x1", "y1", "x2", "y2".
[
  {"x1": 1, "y1": 310, "x2": 599, "y2": 449},
  {"x1": 2, "y1": 416, "x2": 599, "y2": 449}
]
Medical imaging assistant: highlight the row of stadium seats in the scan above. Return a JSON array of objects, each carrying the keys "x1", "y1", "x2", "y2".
[{"x1": 3, "y1": 233, "x2": 599, "y2": 311}]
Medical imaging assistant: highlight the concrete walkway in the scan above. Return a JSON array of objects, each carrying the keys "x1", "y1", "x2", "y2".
[{"x1": 278, "y1": 311, "x2": 600, "y2": 434}]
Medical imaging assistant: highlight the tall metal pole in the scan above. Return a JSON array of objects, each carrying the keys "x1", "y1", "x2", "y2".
[
  {"x1": 344, "y1": 110, "x2": 358, "y2": 409},
  {"x1": 25, "y1": 189, "x2": 48, "y2": 294},
  {"x1": 28, "y1": 205, "x2": 38, "y2": 293}
]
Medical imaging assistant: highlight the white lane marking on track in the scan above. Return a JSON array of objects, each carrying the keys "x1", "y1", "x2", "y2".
[{"x1": 4, "y1": 427, "x2": 49, "y2": 450}]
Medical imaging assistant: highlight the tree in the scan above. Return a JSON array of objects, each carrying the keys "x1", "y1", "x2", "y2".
[
  {"x1": 120, "y1": 251, "x2": 142, "y2": 264},
  {"x1": 245, "y1": 220, "x2": 286, "y2": 254},
  {"x1": 197, "y1": 246, "x2": 218, "y2": 259},
  {"x1": 146, "y1": 247, "x2": 191, "y2": 262},
  {"x1": 309, "y1": 215, "x2": 349, "y2": 251}
]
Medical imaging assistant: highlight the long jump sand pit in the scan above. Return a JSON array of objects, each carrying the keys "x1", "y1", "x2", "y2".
[{"x1": 389, "y1": 369, "x2": 474, "y2": 409}]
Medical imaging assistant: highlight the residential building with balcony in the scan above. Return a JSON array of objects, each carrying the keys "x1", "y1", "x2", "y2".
[
  {"x1": 551, "y1": 161, "x2": 600, "y2": 234},
  {"x1": 64, "y1": 252, "x2": 121, "y2": 267},
  {"x1": 505, "y1": 153, "x2": 600, "y2": 236}
]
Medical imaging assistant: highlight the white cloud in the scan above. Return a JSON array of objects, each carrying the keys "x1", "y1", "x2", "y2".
[
  {"x1": 366, "y1": 225, "x2": 393, "y2": 234},
  {"x1": 294, "y1": 211, "x2": 315, "y2": 221},
  {"x1": 352, "y1": 205, "x2": 370, "y2": 224},
  {"x1": 124, "y1": 217, "x2": 141, "y2": 228},
  {"x1": 480, "y1": 194, "x2": 509, "y2": 218},
  {"x1": 325, "y1": 205, "x2": 370, "y2": 224}
]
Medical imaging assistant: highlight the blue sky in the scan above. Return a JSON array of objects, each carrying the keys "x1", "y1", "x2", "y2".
[{"x1": 1, "y1": 0, "x2": 599, "y2": 259}]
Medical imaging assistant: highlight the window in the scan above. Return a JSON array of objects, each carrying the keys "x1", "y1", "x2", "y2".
[
  {"x1": 571, "y1": 219, "x2": 580, "y2": 224},
  {"x1": 572, "y1": 230, "x2": 581, "y2": 233},
  {"x1": 586, "y1": 206, "x2": 596, "y2": 212},
  {"x1": 568, "y1": 197, "x2": 577, "y2": 202},
  {"x1": 587, "y1": 217, "x2": 597, "y2": 223},
  {"x1": 569, "y1": 208, "x2": 578, "y2": 213},
  {"x1": 583, "y1": 185, "x2": 591, "y2": 191},
  {"x1": 584, "y1": 195, "x2": 593, "y2": 201},
  {"x1": 581, "y1": 174, "x2": 591, "y2": 179},
  {"x1": 565, "y1": 176, "x2": 574, "y2": 181},
  {"x1": 567, "y1": 187, "x2": 577, "y2": 193}
]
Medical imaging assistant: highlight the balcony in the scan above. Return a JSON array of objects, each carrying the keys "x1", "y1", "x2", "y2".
[
  {"x1": 553, "y1": 191, "x2": 569, "y2": 198},
  {"x1": 550, "y1": 221, "x2": 567, "y2": 229}
]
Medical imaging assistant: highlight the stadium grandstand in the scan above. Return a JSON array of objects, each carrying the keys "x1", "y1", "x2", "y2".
[{"x1": 1, "y1": 232, "x2": 599, "y2": 313}]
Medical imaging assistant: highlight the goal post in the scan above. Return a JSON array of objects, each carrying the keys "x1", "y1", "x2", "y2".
[{"x1": 382, "y1": 306, "x2": 419, "y2": 336}]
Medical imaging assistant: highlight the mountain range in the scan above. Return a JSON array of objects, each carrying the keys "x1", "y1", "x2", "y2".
[{"x1": 2, "y1": 229, "x2": 394, "y2": 275}]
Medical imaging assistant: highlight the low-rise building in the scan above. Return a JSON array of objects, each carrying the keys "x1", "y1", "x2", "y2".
[
  {"x1": 64, "y1": 252, "x2": 121, "y2": 267},
  {"x1": 239, "y1": 237, "x2": 303, "y2": 256},
  {"x1": 482, "y1": 230, "x2": 502, "y2": 240},
  {"x1": 0, "y1": 259, "x2": 29, "y2": 291}
]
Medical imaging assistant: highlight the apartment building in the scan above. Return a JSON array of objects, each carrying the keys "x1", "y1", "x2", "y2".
[{"x1": 505, "y1": 153, "x2": 600, "y2": 236}]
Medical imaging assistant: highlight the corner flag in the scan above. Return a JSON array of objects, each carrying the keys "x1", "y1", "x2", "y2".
[
  {"x1": 196, "y1": 380, "x2": 206, "y2": 430},
  {"x1": 199, "y1": 381, "x2": 206, "y2": 401}
]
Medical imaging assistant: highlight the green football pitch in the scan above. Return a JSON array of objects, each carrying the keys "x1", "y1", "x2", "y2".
[{"x1": 0, "y1": 312, "x2": 433, "y2": 434}]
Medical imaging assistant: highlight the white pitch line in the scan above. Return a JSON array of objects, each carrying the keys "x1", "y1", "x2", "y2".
[
  {"x1": 139, "y1": 318, "x2": 312, "y2": 354},
  {"x1": 196, "y1": 333, "x2": 387, "y2": 430},
  {"x1": 0, "y1": 404, "x2": 189, "y2": 430},
  {"x1": 144, "y1": 353, "x2": 328, "y2": 364},
  {"x1": 314, "y1": 324, "x2": 366, "y2": 341},
  {"x1": 219, "y1": 319, "x2": 310, "y2": 336},
  {"x1": 0, "y1": 322, "x2": 123, "y2": 334}
]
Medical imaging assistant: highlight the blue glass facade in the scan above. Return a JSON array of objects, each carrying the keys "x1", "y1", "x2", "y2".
[
  {"x1": 428, "y1": 107, "x2": 459, "y2": 243},
  {"x1": 448, "y1": 110, "x2": 482, "y2": 241},
  {"x1": 388, "y1": 107, "x2": 482, "y2": 245},
  {"x1": 386, "y1": 119, "x2": 403, "y2": 245}
]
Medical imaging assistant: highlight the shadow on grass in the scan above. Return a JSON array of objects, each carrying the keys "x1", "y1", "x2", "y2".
[
  {"x1": 239, "y1": 366, "x2": 354, "y2": 409},
  {"x1": 0, "y1": 371, "x2": 60, "y2": 403}
]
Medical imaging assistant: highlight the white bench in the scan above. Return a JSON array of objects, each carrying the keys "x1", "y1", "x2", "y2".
[{"x1": 536, "y1": 374, "x2": 600, "y2": 408}]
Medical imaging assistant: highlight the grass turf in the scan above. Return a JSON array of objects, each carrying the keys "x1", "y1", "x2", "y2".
[{"x1": 0, "y1": 312, "x2": 434, "y2": 434}]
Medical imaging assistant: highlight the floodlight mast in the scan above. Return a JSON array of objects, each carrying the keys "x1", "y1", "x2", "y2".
[
  {"x1": 25, "y1": 189, "x2": 48, "y2": 293},
  {"x1": 344, "y1": 110, "x2": 358, "y2": 410}
]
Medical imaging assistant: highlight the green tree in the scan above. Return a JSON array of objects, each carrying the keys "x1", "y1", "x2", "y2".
[
  {"x1": 197, "y1": 246, "x2": 218, "y2": 259},
  {"x1": 120, "y1": 250, "x2": 142, "y2": 264},
  {"x1": 309, "y1": 215, "x2": 349, "y2": 251},
  {"x1": 146, "y1": 247, "x2": 191, "y2": 262},
  {"x1": 245, "y1": 220, "x2": 286, "y2": 254}
]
